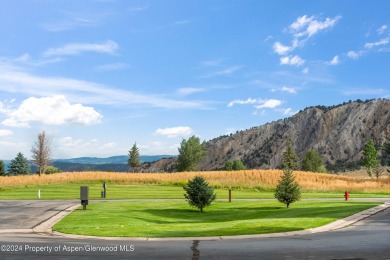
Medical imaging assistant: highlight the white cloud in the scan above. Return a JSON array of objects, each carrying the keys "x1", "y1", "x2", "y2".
[
  {"x1": 302, "y1": 68, "x2": 309, "y2": 74},
  {"x1": 228, "y1": 98, "x2": 282, "y2": 110},
  {"x1": 154, "y1": 126, "x2": 193, "y2": 138},
  {"x1": 0, "y1": 66, "x2": 207, "y2": 109},
  {"x1": 56, "y1": 137, "x2": 126, "y2": 158},
  {"x1": 327, "y1": 55, "x2": 340, "y2": 65},
  {"x1": 0, "y1": 129, "x2": 13, "y2": 137},
  {"x1": 280, "y1": 55, "x2": 305, "y2": 66},
  {"x1": 273, "y1": 40, "x2": 299, "y2": 56},
  {"x1": 281, "y1": 86, "x2": 297, "y2": 94},
  {"x1": 228, "y1": 98, "x2": 258, "y2": 107},
  {"x1": 364, "y1": 38, "x2": 389, "y2": 49},
  {"x1": 1, "y1": 95, "x2": 102, "y2": 128},
  {"x1": 347, "y1": 50, "x2": 362, "y2": 59},
  {"x1": 44, "y1": 40, "x2": 118, "y2": 56},
  {"x1": 96, "y1": 63, "x2": 129, "y2": 71},
  {"x1": 271, "y1": 86, "x2": 297, "y2": 94},
  {"x1": 177, "y1": 88, "x2": 205, "y2": 96},
  {"x1": 290, "y1": 15, "x2": 314, "y2": 31},
  {"x1": 290, "y1": 15, "x2": 342, "y2": 38},
  {"x1": 377, "y1": 25, "x2": 388, "y2": 35},
  {"x1": 273, "y1": 42, "x2": 293, "y2": 55},
  {"x1": 255, "y1": 99, "x2": 282, "y2": 109},
  {"x1": 276, "y1": 108, "x2": 297, "y2": 116}
]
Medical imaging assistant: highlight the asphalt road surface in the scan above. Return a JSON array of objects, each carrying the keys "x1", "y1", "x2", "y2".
[
  {"x1": 0, "y1": 200, "x2": 78, "y2": 229},
  {"x1": 0, "y1": 200, "x2": 389, "y2": 259}
]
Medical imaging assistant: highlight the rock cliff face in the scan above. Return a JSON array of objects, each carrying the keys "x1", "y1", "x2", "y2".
[{"x1": 198, "y1": 100, "x2": 390, "y2": 170}]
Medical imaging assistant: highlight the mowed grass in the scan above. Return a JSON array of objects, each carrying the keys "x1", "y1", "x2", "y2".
[
  {"x1": 0, "y1": 183, "x2": 389, "y2": 200},
  {"x1": 53, "y1": 200, "x2": 381, "y2": 237}
]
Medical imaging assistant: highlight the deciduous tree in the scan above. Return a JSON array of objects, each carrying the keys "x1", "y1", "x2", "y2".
[
  {"x1": 301, "y1": 148, "x2": 325, "y2": 172},
  {"x1": 362, "y1": 139, "x2": 379, "y2": 178},
  {"x1": 176, "y1": 136, "x2": 207, "y2": 172},
  {"x1": 381, "y1": 139, "x2": 390, "y2": 166},
  {"x1": 31, "y1": 131, "x2": 52, "y2": 176}
]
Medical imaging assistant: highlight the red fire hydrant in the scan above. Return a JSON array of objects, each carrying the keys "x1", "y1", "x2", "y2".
[{"x1": 344, "y1": 191, "x2": 349, "y2": 201}]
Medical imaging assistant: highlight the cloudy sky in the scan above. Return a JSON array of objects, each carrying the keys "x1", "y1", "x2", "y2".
[{"x1": 0, "y1": 0, "x2": 389, "y2": 159}]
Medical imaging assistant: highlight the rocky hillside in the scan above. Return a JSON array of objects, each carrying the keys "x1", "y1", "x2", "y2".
[
  {"x1": 143, "y1": 99, "x2": 390, "y2": 172},
  {"x1": 198, "y1": 99, "x2": 390, "y2": 170}
]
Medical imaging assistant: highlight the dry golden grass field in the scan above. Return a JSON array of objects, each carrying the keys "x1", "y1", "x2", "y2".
[{"x1": 0, "y1": 170, "x2": 389, "y2": 193}]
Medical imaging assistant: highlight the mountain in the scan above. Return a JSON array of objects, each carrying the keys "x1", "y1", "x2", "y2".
[
  {"x1": 199, "y1": 99, "x2": 390, "y2": 170},
  {"x1": 144, "y1": 99, "x2": 390, "y2": 172},
  {"x1": 54, "y1": 155, "x2": 175, "y2": 165}
]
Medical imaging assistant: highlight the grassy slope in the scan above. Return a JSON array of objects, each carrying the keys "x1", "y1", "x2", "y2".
[
  {"x1": 1, "y1": 183, "x2": 389, "y2": 200},
  {"x1": 53, "y1": 200, "x2": 380, "y2": 237}
]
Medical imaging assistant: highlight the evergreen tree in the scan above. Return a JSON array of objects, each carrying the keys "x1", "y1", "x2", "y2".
[
  {"x1": 128, "y1": 143, "x2": 141, "y2": 172},
  {"x1": 281, "y1": 139, "x2": 299, "y2": 170},
  {"x1": 274, "y1": 168, "x2": 301, "y2": 208},
  {"x1": 0, "y1": 160, "x2": 6, "y2": 176},
  {"x1": 381, "y1": 139, "x2": 390, "y2": 166},
  {"x1": 301, "y1": 148, "x2": 325, "y2": 172},
  {"x1": 183, "y1": 176, "x2": 216, "y2": 212},
  {"x1": 176, "y1": 136, "x2": 207, "y2": 172},
  {"x1": 8, "y1": 153, "x2": 30, "y2": 176},
  {"x1": 362, "y1": 139, "x2": 379, "y2": 178}
]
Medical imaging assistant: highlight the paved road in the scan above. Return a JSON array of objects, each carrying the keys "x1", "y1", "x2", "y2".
[
  {"x1": 0, "y1": 200, "x2": 78, "y2": 230},
  {"x1": 0, "y1": 200, "x2": 389, "y2": 259}
]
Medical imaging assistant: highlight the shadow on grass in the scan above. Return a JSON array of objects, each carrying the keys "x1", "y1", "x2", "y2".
[{"x1": 136, "y1": 204, "x2": 373, "y2": 224}]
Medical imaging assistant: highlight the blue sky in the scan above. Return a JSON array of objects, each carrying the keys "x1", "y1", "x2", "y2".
[{"x1": 0, "y1": 0, "x2": 389, "y2": 159}]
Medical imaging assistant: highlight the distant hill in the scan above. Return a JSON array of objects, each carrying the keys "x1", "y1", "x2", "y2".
[
  {"x1": 54, "y1": 155, "x2": 175, "y2": 165},
  {"x1": 2, "y1": 155, "x2": 176, "y2": 173}
]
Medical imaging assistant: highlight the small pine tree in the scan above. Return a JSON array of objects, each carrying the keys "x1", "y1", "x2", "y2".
[
  {"x1": 0, "y1": 160, "x2": 6, "y2": 176},
  {"x1": 8, "y1": 153, "x2": 30, "y2": 176},
  {"x1": 128, "y1": 143, "x2": 141, "y2": 172},
  {"x1": 183, "y1": 176, "x2": 216, "y2": 212},
  {"x1": 282, "y1": 139, "x2": 299, "y2": 170},
  {"x1": 274, "y1": 168, "x2": 301, "y2": 208}
]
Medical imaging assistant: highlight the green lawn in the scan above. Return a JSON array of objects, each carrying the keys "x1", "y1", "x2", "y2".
[
  {"x1": 53, "y1": 200, "x2": 380, "y2": 237},
  {"x1": 0, "y1": 184, "x2": 389, "y2": 200}
]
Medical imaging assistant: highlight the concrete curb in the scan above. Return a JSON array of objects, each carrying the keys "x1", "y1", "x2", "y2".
[
  {"x1": 2, "y1": 201, "x2": 389, "y2": 241},
  {"x1": 32, "y1": 204, "x2": 80, "y2": 233}
]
